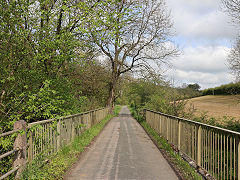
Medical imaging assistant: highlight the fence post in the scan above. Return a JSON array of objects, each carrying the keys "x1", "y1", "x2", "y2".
[
  {"x1": 197, "y1": 125, "x2": 202, "y2": 167},
  {"x1": 178, "y1": 120, "x2": 181, "y2": 150},
  {"x1": 71, "y1": 118, "x2": 75, "y2": 141},
  {"x1": 143, "y1": 109, "x2": 146, "y2": 121},
  {"x1": 159, "y1": 115, "x2": 162, "y2": 134},
  {"x1": 166, "y1": 117, "x2": 169, "y2": 141},
  {"x1": 91, "y1": 111, "x2": 94, "y2": 126},
  {"x1": 57, "y1": 120, "x2": 61, "y2": 150},
  {"x1": 238, "y1": 137, "x2": 240, "y2": 180},
  {"x1": 145, "y1": 110, "x2": 148, "y2": 123},
  {"x1": 13, "y1": 120, "x2": 27, "y2": 179}
]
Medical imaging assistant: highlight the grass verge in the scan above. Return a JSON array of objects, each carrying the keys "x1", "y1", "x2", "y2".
[
  {"x1": 21, "y1": 105, "x2": 121, "y2": 179},
  {"x1": 129, "y1": 107, "x2": 202, "y2": 180}
]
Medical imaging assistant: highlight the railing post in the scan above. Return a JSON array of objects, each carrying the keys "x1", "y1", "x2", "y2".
[
  {"x1": 71, "y1": 118, "x2": 75, "y2": 141},
  {"x1": 13, "y1": 120, "x2": 27, "y2": 179},
  {"x1": 92, "y1": 111, "x2": 95, "y2": 126},
  {"x1": 178, "y1": 120, "x2": 181, "y2": 150},
  {"x1": 143, "y1": 109, "x2": 146, "y2": 121},
  {"x1": 57, "y1": 120, "x2": 61, "y2": 150},
  {"x1": 28, "y1": 131, "x2": 33, "y2": 163},
  {"x1": 159, "y1": 115, "x2": 162, "y2": 134},
  {"x1": 145, "y1": 110, "x2": 148, "y2": 123},
  {"x1": 238, "y1": 137, "x2": 240, "y2": 180},
  {"x1": 166, "y1": 117, "x2": 169, "y2": 141},
  {"x1": 197, "y1": 125, "x2": 202, "y2": 167}
]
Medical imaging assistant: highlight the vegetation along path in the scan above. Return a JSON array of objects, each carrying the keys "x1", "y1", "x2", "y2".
[{"x1": 64, "y1": 106, "x2": 178, "y2": 179}]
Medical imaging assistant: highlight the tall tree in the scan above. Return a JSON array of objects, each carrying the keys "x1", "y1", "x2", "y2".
[
  {"x1": 80, "y1": 0, "x2": 177, "y2": 107},
  {"x1": 228, "y1": 40, "x2": 240, "y2": 80},
  {"x1": 222, "y1": 0, "x2": 240, "y2": 24},
  {"x1": 0, "y1": 0, "x2": 94, "y2": 130},
  {"x1": 222, "y1": 0, "x2": 240, "y2": 80}
]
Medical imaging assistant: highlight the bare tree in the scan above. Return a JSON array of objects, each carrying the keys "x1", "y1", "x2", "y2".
[
  {"x1": 222, "y1": 0, "x2": 240, "y2": 80},
  {"x1": 228, "y1": 39, "x2": 240, "y2": 80},
  {"x1": 80, "y1": 0, "x2": 177, "y2": 107},
  {"x1": 222, "y1": 0, "x2": 240, "y2": 24}
]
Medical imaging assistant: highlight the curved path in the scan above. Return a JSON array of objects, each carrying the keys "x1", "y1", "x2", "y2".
[{"x1": 65, "y1": 106, "x2": 179, "y2": 180}]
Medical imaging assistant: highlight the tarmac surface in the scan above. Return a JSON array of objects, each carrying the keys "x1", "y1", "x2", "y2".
[{"x1": 65, "y1": 106, "x2": 179, "y2": 180}]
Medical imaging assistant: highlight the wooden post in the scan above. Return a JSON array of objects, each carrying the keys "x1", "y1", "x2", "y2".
[
  {"x1": 238, "y1": 137, "x2": 240, "y2": 180},
  {"x1": 178, "y1": 120, "x2": 181, "y2": 150},
  {"x1": 57, "y1": 120, "x2": 61, "y2": 150},
  {"x1": 197, "y1": 125, "x2": 202, "y2": 167},
  {"x1": 13, "y1": 120, "x2": 27, "y2": 179}
]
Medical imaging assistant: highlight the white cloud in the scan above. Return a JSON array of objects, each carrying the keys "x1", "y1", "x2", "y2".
[
  {"x1": 188, "y1": 12, "x2": 237, "y2": 40},
  {"x1": 166, "y1": 46, "x2": 235, "y2": 89},
  {"x1": 162, "y1": 0, "x2": 238, "y2": 89},
  {"x1": 167, "y1": 0, "x2": 238, "y2": 42},
  {"x1": 172, "y1": 46, "x2": 230, "y2": 73},
  {"x1": 167, "y1": 0, "x2": 219, "y2": 15}
]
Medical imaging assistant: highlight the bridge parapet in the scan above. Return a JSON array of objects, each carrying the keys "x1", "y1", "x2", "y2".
[{"x1": 145, "y1": 109, "x2": 240, "y2": 180}]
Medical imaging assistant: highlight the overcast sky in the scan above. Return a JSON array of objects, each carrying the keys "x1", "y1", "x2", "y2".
[{"x1": 165, "y1": 0, "x2": 239, "y2": 89}]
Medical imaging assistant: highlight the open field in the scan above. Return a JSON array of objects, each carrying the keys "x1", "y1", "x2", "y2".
[{"x1": 186, "y1": 95, "x2": 240, "y2": 119}]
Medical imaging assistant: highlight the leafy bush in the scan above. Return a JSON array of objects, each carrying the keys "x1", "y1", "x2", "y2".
[{"x1": 193, "y1": 113, "x2": 240, "y2": 132}]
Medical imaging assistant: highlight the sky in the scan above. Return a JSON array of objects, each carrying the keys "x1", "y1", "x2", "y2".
[{"x1": 165, "y1": 0, "x2": 239, "y2": 89}]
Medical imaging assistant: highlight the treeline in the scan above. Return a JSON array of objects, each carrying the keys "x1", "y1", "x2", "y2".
[
  {"x1": 0, "y1": 0, "x2": 113, "y2": 174},
  {"x1": 202, "y1": 82, "x2": 240, "y2": 95},
  {"x1": 0, "y1": 0, "x2": 175, "y2": 133},
  {"x1": 0, "y1": 1, "x2": 113, "y2": 133},
  {"x1": 117, "y1": 78, "x2": 195, "y2": 118}
]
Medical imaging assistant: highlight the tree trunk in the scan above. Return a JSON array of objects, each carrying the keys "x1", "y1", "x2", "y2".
[
  {"x1": 106, "y1": 73, "x2": 118, "y2": 112},
  {"x1": 107, "y1": 82, "x2": 114, "y2": 108}
]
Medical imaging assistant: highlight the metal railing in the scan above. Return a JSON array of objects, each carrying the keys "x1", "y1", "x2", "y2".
[
  {"x1": 0, "y1": 107, "x2": 109, "y2": 179},
  {"x1": 0, "y1": 130, "x2": 20, "y2": 180},
  {"x1": 145, "y1": 109, "x2": 240, "y2": 180},
  {"x1": 27, "y1": 107, "x2": 109, "y2": 162}
]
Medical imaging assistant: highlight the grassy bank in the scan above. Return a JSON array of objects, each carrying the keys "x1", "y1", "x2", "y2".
[
  {"x1": 21, "y1": 105, "x2": 121, "y2": 179},
  {"x1": 129, "y1": 107, "x2": 202, "y2": 180}
]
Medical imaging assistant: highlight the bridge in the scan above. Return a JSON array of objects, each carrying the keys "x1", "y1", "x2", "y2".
[
  {"x1": 1, "y1": 106, "x2": 240, "y2": 179},
  {"x1": 64, "y1": 106, "x2": 178, "y2": 179}
]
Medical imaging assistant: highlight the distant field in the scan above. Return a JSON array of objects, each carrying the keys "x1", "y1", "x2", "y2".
[{"x1": 186, "y1": 95, "x2": 240, "y2": 119}]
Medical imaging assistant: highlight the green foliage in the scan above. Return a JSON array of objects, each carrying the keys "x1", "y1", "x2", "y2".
[
  {"x1": 21, "y1": 105, "x2": 121, "y2": 179},
  {"x1": 0, "y1": 0, "x2": 126, "y2": 176},
  {"x1": 122, "y1": 79, "x2": 194, "y2": 118},
  {"x1": 144, "y1": 94, "x2": 192, "y2": 117},
  {"x1": 193, "y1": 113, "x2": 240, "y2": 132},
  {"x1": 10, "y1": 80, "x2": 67, "y2": 123},
  {"x1": 0, "y1": 0, "x2": 113, "y2": 132},
  {"x1": 222, "y1": 118, "x2": 240, "y2": 132},
  {"x1": 0, "y1": 136, "x2": 14, "y2": 177},
  {"x1": 187, "y1": 83, "x2": 201, "y2": 91},
  {"x1": 176, "y1": 84, "x2": 202, "y2": 99},
  {"x1": 202, "y1": 82, "x2": 240, "y2": 95}
]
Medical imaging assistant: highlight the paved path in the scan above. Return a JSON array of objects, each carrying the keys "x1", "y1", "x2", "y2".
[{"x1": 65, "y1": 106, "x2": 179, "y2": 180}]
